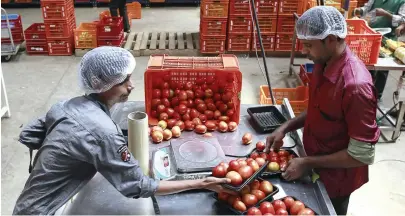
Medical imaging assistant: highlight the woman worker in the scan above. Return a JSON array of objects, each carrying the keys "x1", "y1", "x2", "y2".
[{"x1": 13, "y1": 47, "x2": 233, "y2": 215}]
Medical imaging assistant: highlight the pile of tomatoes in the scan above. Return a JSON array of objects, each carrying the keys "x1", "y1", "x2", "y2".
[
  {"x1": 217, "y1": 179, "x2": 275, "y2": 212},
  {"x1": 250, "y1": 142, "x2": 296, "y2": 172},
  {"x1": 245, "y1": 197, "x2": 315, "y2": 215},
  {"x1": 212, "y1": 158, "x2": 267, "y2": 186}
]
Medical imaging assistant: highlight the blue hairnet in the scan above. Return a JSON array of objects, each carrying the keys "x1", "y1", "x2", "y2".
[{"x1": 78, "y1": 46, "x2": 136, "y2": 94}]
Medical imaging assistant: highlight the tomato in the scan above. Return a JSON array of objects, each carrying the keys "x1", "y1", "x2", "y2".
[
  {"x1": 178, "y1": 104, "x2": 187, "y2": 115},
  {"x1": 256, "y1": 141, "x2": 266, "y2": 152},
  {"x1": 195, "y1": 89, "x2": 205, "y2": 98},
  {"x1": 250, "y1": 152, "x2": 260, "y2": 159},
  {"x1": 184, "y1": 81, "x2": 193, "y2": 90},
  {"x1": 227, "y1": 101, "x2": 235, "y2": 109},
  {"x1": 222, "y1": 92, "x2": 233, "y2": 103},
  {"x1": 161, "y1": 89, "x2": 170, "y2": 98},
  {"x1": 184, "y1": 120, "x2": 195, "y2": 131},
  {"x1": 190, "y1": 109, "x2": 200, "y2": 119},
  {"x1": 218, "y1": 103, "x2": 228, "y2": 113},
  {"x1": 178, "y1": 90, "x2": 187, "y2": 101},
  {"x1": 255, "y1": 157, "x2": 266, "y2": 167},
  {"x1": 186, "y1": 99, "x2": 194, "y2": 108},
  {"x1": 206, "y1": 103, "x2": 216, "y2": 111},
  {"x1": 269, "y1": 151, "x2": 278, "y2": 158},
  {"x1": 250, "y1": 179, "x2": 260, "y2": 190},
  {"x1": 166, "y1": 108, "x2": 175, "y2": 118},
  {"x1": 219, "y1": 162, "x2": 229, "y2": 172},
  {"x1": 275, "y1": 208, "x2": 288, "y2": 215},
  {"x1": 197, "y1": 103, "x2": 207, "y2": 113},
  {"x1": 151, "y1": 99, "x2": 161, "y2": 110},
  {"x1": 163, "y1": 74, "x2": 170, "y2": 82},
  {"x1": 171, "y1": 97, "x2": 180, "y2": 107},
  {"x1": 196, "y1": 78, "x2": 205, "y2": 85},
  {"x1": 259, "y1": 180, "x2": 273, "y2": 195},
  {"x1": 213, "y1": 93, "x2": 222, "y2": 101},
  {"x1": 172, "y1": 112, "x2": 181, "y2": 121},
  {"x1": 279, "y1": 161, "x2": 288, "y2": 170},
  {"x1": 278, "y1": 150, "x2": 289, "y2": 157},
  {"x1": 247, "y1": 207, "x2": 262, "y2": 215},
  {"x1": 204, "y1": 110, "x2": 214, "y2": 120},
  {"x1": 242, "y1": 194, "x2": 258, "y2": 207},
  {"x1": 217, "y1": 192, "x2": 230, "y2": 201},
  {"x1": 153, "y1": 79, "x2": 163, "y2": 89},
  {"x1": 212, "y1": 165, "x2": 227, "y2": 177},
  {"x1": 226, "y1": 171, "x2": 243, "y2": 186},
  {"x1": 247, "y1": 160, "x2": 260, "y2": 172},
  {"x1": 152, "y1": 89, "x2": 162, "y2": 99},
  {"x1": 192, "y1": 85, "x2": 201, "y2": 92},
  {"x1": 205, "y1": 121, "x2": 217, "y2": 131},
  {"x1": 251, "y1": 189, "x2": 265, "y2": 201},
  {"x1": 283, "y1": 197, "x2": 295, "y2": 210},
  {"x1": 228, "y1": 195, "x2": 241, "y2": 206},
  {"x1": 279, "y1": 156, "x2": 288, "y2": 163},
  {"x1": 270, "y1": 156, "x2": 279, "y2": 163},
  {"x1": 161, "y1": 98, "x2": 170, "y2": 108},
  {"x1": 194, "y1": 98, "x2": 204, "y2": 105},
  {"x1": 192, "y1": 118, "x2": 202, "y2": 126},
  {"x1": 185, "y1": 90, "x2": 194, "y2": 99},
  {"x1": 226, "y1": 109, "x2": 235, "y2": 117},
  {"x1": 272, "y1": 200, "x2": 286, "y2": 212},
  {"x1": 290, "y1": 201, "x2": 305, "y2": 215},
  {"x1": 214, "y1": 110, "x2": 222, "y2": 119},
  {"x1": 259, "y1": 153, "x2": 268, "y2": 160},
  {"x1": 205, "y1": 89, "x2": 213, "y2": 98},
  {"x1": 228, "y1": 160, "x2": 241, "y2": 172},
  {"x1": 259, "y1": 201, "x2": 275, "y2": 215},
  {"x1": 238, "y1": 165, "x2": 254, "y2": 180},
  {"x1": 161, "y1": 82, "x2": 169, "y2": 89},
  {"x1": 159, "y1": 113, "x2": 168, "y2": 121},
  {"x1": 297, "y1": 208, "x2": 315, "y2": 215},
  {"x1": 199, "y1": 114, "x2": 207, "y2": 123},
  {"x1": 233, "y1": 200, "x2": 247, "y2": 212},
  {"x1": 206, "y1": 76, "x2": 215, "y2": 84},
  {"x1": 157, "y1": 105, "x2": 166, "y2": 114},
  {"x1": 201, "y1": 83, "x2": 208, "y2": 91}
]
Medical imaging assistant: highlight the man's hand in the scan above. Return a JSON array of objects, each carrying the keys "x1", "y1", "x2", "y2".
[
  {"x1": 266, "y1": 129, "x2": 285, "y2": 152},
  {"x1": 396, "y1": 24, "x2": 405, "y2": 37},
  {"x1": 376, "y1": 8, "x2": 391, "y2": 17},
  {"x1": 200, "y1": 177, "x2": 237, "y2": 195},
  {"x1": 281, "y1": 158, "x2": 310, "y2": 181}
]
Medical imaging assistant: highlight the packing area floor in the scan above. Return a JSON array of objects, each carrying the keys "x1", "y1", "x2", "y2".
[{"x1": 1, "y1": 7, "x2": 405, "y2": 215}]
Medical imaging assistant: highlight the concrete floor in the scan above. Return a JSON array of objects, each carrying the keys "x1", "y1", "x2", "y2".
[{"x1": 1, "y1": 7, "x2": 405, "y2": 215}]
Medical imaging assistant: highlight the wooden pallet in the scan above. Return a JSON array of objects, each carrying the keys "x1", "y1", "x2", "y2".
[
  {"x1": 74, "y1": 33, "x2": 129, "y2": 57},
  {"x1": 123, "y1": 31, "x2": 199, "y2": 57}
]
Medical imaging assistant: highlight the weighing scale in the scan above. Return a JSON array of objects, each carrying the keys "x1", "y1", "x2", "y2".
[{"x1": 151, "y1": 137, "x2": 226, "y2": 180}]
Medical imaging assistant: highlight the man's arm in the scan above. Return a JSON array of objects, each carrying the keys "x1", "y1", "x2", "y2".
[
  {"x1": 278, "y1": 110, "x2": 307, "y2": 134},
  {"x1": 303, "y1": 148, "x2": 366, "y2": 169}
]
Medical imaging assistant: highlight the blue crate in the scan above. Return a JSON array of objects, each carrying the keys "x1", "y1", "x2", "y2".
[
  {"x1": 1, "y1": 14, "x2": 20, "y2": 21},
  {"x1": 304, "y1": 63, "x2": 313, "y2": 73}
]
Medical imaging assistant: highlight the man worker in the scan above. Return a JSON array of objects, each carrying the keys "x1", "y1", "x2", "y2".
[
  {"x1": 109, "y1": 0, "x2": 131, "y2": 33},
  {"x1": 13, "y1": 47, "x2": 233, "y2": 215},
  {"x1": 266, "y1": 7, "x2": 380, "y2": 215},
  {"x1": 354, "y1": 0, "x2": 405, "y2": 101}
]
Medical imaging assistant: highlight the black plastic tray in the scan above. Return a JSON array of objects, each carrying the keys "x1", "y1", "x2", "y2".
[
  {"x1": 248, "y1": 148, "x2": 299, "y2": 177},
  {"x1": 273, "y1": 196, "x2": 319, "y2": 215},
  {"x1": 247, "y1": 106, "x2": 287, "y2": 133},
  {"x1": 213, "y1": 181, "x2": 279, "y2": 215},
  {"x1": 222, "y1": 161, "x2": 269, "y2": 191}
]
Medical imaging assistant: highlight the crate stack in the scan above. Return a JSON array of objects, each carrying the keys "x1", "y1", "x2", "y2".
[
  {"x1": 274, "y1": 1, "x2": 302, "y2": 52},
  {"x1": 1, "y1": 14, "x2": 25, "y2": 45},
  {"x1": 24, "y1": 23, "x2": 48, "y2": 55},
  {"x1": 251, "y1": 0, "x2": 278, "y2": 51},
  {"x1": 226, "y1": 0, "x2": 253, "y2": 52},
  {"x1": 97, "y1": 16, "x2": 124, "y2": 47},
  {"x1": 199, "y1": 0, "x2": 229, "y2": 53},
  {"x1": 41, "y1": 0, "x2": 76, "y2": 55}
]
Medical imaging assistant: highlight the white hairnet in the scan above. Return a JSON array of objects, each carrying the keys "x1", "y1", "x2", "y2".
[
  {"x1": 296, "y1": 6, "x2": 347, "y2": 40},
  {"x1": 78, "y1": 46, "x2": 136, "y2": 94}
]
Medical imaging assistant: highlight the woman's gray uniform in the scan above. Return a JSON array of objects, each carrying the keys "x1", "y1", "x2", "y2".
[{"x1": 13, "y1": 95, "x2": 158, "y2": 215}]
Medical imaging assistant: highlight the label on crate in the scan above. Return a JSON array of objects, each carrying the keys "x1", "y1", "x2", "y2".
[{"x1": 104, "y1": 26, "x2": 111, "y2": 32}]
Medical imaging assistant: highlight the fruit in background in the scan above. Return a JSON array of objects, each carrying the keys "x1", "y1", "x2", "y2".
[
  {"x1": 255, "y1": 157, "x2": 266, "y2": 167},
  {"x1": 185, "y1": 90, "x2": 194, "y2": 99},
  {"x1": 184, "y1": 120, "x2": 195, "y2": 131},
  {"x1": 199, "y1": 114, "x2": 207, "y2": 123},
  {"x1": 197, "y1": 103, "x2": 207, "y2": 113},
  {"x1": 205, "y1": 121, "x2": 217, "y2": 131},
  {"x1": 267, "y1": 162, "x2": 280, "y2": 172},
  {"x1": 226, "y1": 109, "x2": 234, "y2": 117},
  {"x1": 212, "y1": 165, "x2": 227, "y2": 178},
  {"x1": 279, "y1": 156, "x2": 288, "y2": 163},
  {"x1": 272, "y1": 200, "x2": 286, "y2": 212},
  {"x1": 218, "y1": 116, "x2": 230, "y2": 122},
  {"x1": 182, "y1": 113, "x2": 191, "y2": 121},
  {"x1": 171, "y1": 126, "x2": 181, "y2": 138},
  {"x1": 228, "y1": 121, "x2": 238, "y2": 131},
  {"x1": 162, "y1": 129, "x2": 172, "y2": 141},
  {"x1": 259, "y1": 180, "x2": 273, "y2": 195},
  {"x1": 218, "y1": 121, "x2": 228, "y2": 132},
  {"x1": 207, "y1": 103, "x2": 217, "y2": 111},
  {"x1": 204, "y1": 110, "x2": 214, "y2": 120},
  {"x1": 237, "y1": 159, "x2": 248, "y2": 167},
  {"x1": 151, "y1": 131, "x2": 163, "y2": 143},
  {"x1": 205, "y1": 89, "x2": 213, "y2": 98},
  {"x1": 192, "y1": 118, "x2": 202, "y2": 126},
  {"x1": 162, "y1": 89, "x2": 170, "y2": 98},
  {"x1": 242, "y1": 133, "x2": 253, "y2": 145},
  {"x1": 246, "y1": 158, "x2": 254, "y2": 163},
  {"x1": 283, "y1": 197, "x2": 295, "y2": 211},
  {"x1": 167, "y1": 119, "x2": 177, "y2": 129},
  {"x1": 240, "y1": 185, "x2": 251, "y2": 195},
  {"x1": 227, "y1": 195, "x2": 241, "y2": 206},
  {"x1": 278, "y1": 150, "x2": 289, "y2": 157},
  {"x1": 158, "y1": 120, "x2": 167, "y2": 130},
  {"x1": 251, "y1": 189, "x2": 265, "y2": 201},
  {"x1": 250, "y1": 179, "x2": 260, "y2": 190},
  {"x1": 259, "y1": 201, "x2": 275, "y2": 215},
  {"x1": 178, "y1": 104, "x2": 187, "y2": 115},
  {"x1": 290, "y1": 201, "x2": 305, "y2": 215},
  {"x1": 219, "y1": 162, "x2": 229, "y2": 172},
  {"x1": 178, "y1": 90, "x2": 187, "y2": 101},
  {"x1": 228, "y1": 160, "x2": 241, "y2": 172},
  {"x1": 256, "y1": 141, "x2": 265, "y2": 152},
  {"x1": 226, "y1": 171, "x2": 243, "y2": 186},
  {"x1": 166, "y1": 108, "x2": 175, "y2": 118},
  {"x1": 269, "y1": 151, "x2": 278, "y2": 158},
  {"x1": 270, "y1": 156, "x2": 280, "y2": 163},
  {"x1": 242, "y1": 194, "x2": 258, "y2": 207},
  {"x1": 214, "y1": 110, "x2": 222, "y2": 119},
  {"x1": 152, "y1": 89, "x2": 161, "y2": 99},
  {"x1": 260, "y1": 152, "x2": 269, "y2": 160},
  {"x1": 175, "y1": 120, "x2": 185, "y2": 131},
  {"x1": 233, "y1": 200, "x2": 247, "y2": 212},
  {"x1": 184, "y1": 81, "x2": 193, "y2": 90},
  {"x1": 275, "y1": 208, "x2": 288, "y2": 215},
  {"x1": 157, "y1": 105, "x2": 166, "y2": 114},
  {"x1": 247, "y1": 207, "x2": 262, "y2": 215},
  {"x1": 238, "y1": 165, "x2": 254, "y2": 180},
  {"x1": 151, "y1": 98, "x2": 161, "y2": 110},
  {"x1": 162, "y1": 98, "x2": 171, "y2": 108},
  {"x1": 218, "y1": 192, "x2": 230, "y2": 201},
  {"x1": 297, "y1": 208, "x2": 315, "y2": 215},
  {"x1": 151, "y1": 126, "x2": 163, "y2": 133},
  {"x1": 247, "y1": 160, "x2": 260, "y2": 172},
  {"x1": 194, "y1": 125, "x2": 207, "y2": 134},
  {"x1": 250, "y1": 152, "x2": 259, "y2": 159}
]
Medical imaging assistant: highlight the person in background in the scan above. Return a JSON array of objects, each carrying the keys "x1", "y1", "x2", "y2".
[
  {"x1": 266, "y1": 6, "x2": 380, "y2": 215},
  {"x1": 12, "y1": 47, "x2": 234, "y2": 215},
  {"x1": 109, "y1": 0, "x2": 131, "y2": 33},
  {"x1": 354, "y1": 0, "x2": 405, "y2": 101}
]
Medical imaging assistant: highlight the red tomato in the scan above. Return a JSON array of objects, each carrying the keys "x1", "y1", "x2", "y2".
[
  {"x1": 190, "y1": 109, "x2": 200, "y2": 119},
  {"x1": 207, "y1": 103, "x2": 217, "y2": 111},
  {"x1": 259, "y1": 201, "x2": 275, "y2": 215},
  {"x1": 290, "y1": 201, "x2": 305, "y2": 215},
  {"x1": 205, "y1": 89, "x2": 214, "y2": 98},
  {"x1": 238, "y1": 166, "x2": 254, "y2": 180},
  {"x1": 259, "y1": 153, "x2": 268, "y2": 160},
  {"x1": 171, "y1": 97, "x2": 179, "y2": 107},
  {"x1": 269, "y1": 151, "x2": 278, "y2": 158},
  {"x1": 227, "y1": 195, "x2": 241, "y2": 206},
  {"x1": 279, "y1": 161, "x2": 288, "y2": 170},
  {"x1": 184, "y1": 82, "x2": 193, "y2": 90},
  {"x1": 197, "y1": 103, "x2": 207, "y2": 113},
  {"x1": 251, "y1": 189, "x2": 265, "y2": 201},
  {"x1": 297, "y1": 208, "x2": 315, "y2": 215},
  {"x1": 247, "y1": 207, "x2": 262, "y2": 215},
  {"x1": 233, "y1": 200, "x2": 247, "y2": 212},
  {"x1": 279, "y1": 156, "x2": 288, "y2": 163},
  {"x1": 161, "y1": 89, "x2": 170, "y2": 98},
  {"x1": 227, "y1": 101, "x2": 235, "y2": 109},
  {"x1": 204, "y1": 110, "x2": 214, "y2": 120},
  {"x1": 214, "y1": 93, "x2": 222, "y2": 101},
  {"x1": 199, "y1": 114, "x2": 207, "y2": 123},
  {"x1": 226, "y1": 109, "x2": 235, "y2": 117},
  {"x1": 242, "y1": 194, "x2": 258, "y2": 207},
  {"x1": 283, "y1": 197, "x2": 295, "y2": 210},
  {"x1": 217, "y1": 192, "x2": 229, "y2": 201},
  {"x1": 272, "y1": 200, "x2": 286, "y2": 212},
  {"x1": 250, "y1": 179, "x2": 260, "y2": 190},
  {"x1": 166, "y1": 108, "x2": 175, "y2": 118},
  {"x1": 185, "y1": 90, "x2": 194, "y2": 99},
  {"x1": 157, "y1": 105, "x2": 166, "y2": 114},
  {"x1": 256, "y1": 141, "x2": 266, "y2": 152},
  {"x1": 255, "y1": 157, "x2": 266, "y2": 167},
  {"x1": 212, "y1": 165, "x2": 227, "y2": 178},
  {"x1": 151, "y1": 99, "x2": 161, "y2": 110},
  {"x1": 275, "y1": 208, "x2": 288, "y2": 215},
  {"x1": 222, "y1": 92, "x2": 233, "y2": 103},
  {"x1": 259, "y1": 180, "x2": 273, "y2": 195},
  {"x1": 178, "y1": 104, "x2": 187, "y2": 115},
  {"x1": 195, "y1": 89, "x2": 205, "y2": 98},
  {"x1": 278, "y1": 150, "x2": 290, "y2": 157},
  {"x1": 152, "y1": 89, "x2": 161, "y2": 99},
  {"x1": 228, "y1": 160, "x2": 241, "y2": 172},
  {"x1": 250, "y1": 152, "x2": 260, "y2": 159},
  {"x1": 206, "y1": 76, "x2": 215, "y2": 84},
  {"x1": 204, "y1": 98, "x2": 214, "y2": 104},
  {"x1": 218, "y1": 103, "x2": 228, "y2": 113},
  {"x1": 270, "y1": 156, "x2": 279, "y2": 163},
  {"x1": 161, "y1": 98, "x2": 171, "y2": 108},
  {"x1": 226, "y1": 171, "x2": 243, "y2": 186}
]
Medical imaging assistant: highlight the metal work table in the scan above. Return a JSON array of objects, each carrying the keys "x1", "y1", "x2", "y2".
[{"x1": 60, "y1": 101, "x2": 336, "y2": 215}]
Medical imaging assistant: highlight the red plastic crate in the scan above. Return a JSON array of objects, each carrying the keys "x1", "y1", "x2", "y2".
[
  {"x1": 1, "y1": 14, "x2": 22, "y2": 29},
  {"x1": 227, "y1": 33, "x2": 251, "y2": 51},
  {"x1": 41, "y1": 0, "x2": 74, "y2": 21},
  {"x1": 47, "y1": 36, "x2": 73, "y2": 56},
  {"x1": 1, "y1": 30, "x2": 25, "y2": 44},
  {"x1": 144, "y1": 54, "x2": 242, "y2": 125},
  {"x1": 45, "y1": 19, "x2": 76, "y2": 39},
  {"x1": 201, "y1": 0, "x2": 229, "y2": 18},
  {"x1": 24, "y1": 23, "x2": 47, "y2": 42},
  {"x1": 228, "y1": 15, "x2": 252, "y2": 33},
  {"x1": 200, "y1": 18, "x2": 227, "y2": 36},
  {"x1": 346, "y1": 19, "x2": 381, "y2": 65},
  {"x1": 97, "y1": 32, "x2": 125, "y2": 47},
  {"x1": 200, "y1": 34, "x2": 226, "y2": 53},
  {"x1": 279, "y1": 0, "x2": 306, "y2": 13},
  {"x1": 254, "y1": 15, "x2": 277, "y2": 33},
  {"x1": 26, "y1": 42, "x2": 49, "y2": 55},
  {"x1": 299, "y1": 64, "x2": 313, "y2": 86},
  {"x1": 275, "y1": 32, "x2": 299, "y2": 51},
  {"x1": 255, "y1": 0, "x2": 279, "y2": 15},
  {"x1": 229, "y1": 0, "x2": 251, "y2": 15},
  {"x1": 97, "y1": 17, "x2": 123, "y2": 38},
  {"x1": 251, "y1": 32, "x2": 275, "y2": 51},
  {"x1": 277, "y1": 13, "x2": 300, "y2": 33}
]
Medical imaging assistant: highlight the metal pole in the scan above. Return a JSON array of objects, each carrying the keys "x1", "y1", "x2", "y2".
[
  {"x1": 1, "y1": 8, "x2": 15, "y2": 51},
  {"x1": 249, "y1": 0, "x2": 275, "y2": 105},
  {"x1": 289, "y1": 13, "x2": 300, "y2": 76}
]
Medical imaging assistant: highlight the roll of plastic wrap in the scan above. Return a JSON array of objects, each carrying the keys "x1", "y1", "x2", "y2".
[{"x1": 127, "y1": 112, "x2": 149, "y2": 176}]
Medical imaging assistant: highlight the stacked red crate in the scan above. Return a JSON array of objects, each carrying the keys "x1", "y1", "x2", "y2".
[
  {"x1": 41, "y1": 0, "x2": 76, "y2": 55},
  {"x1": 227, "y1": 0, "x2": 253, "y2": 52},
  {"x1": 1, "y1": 14, "x2": 25, "y2": 44},
  {"x1": 97, "y1": 17, "x2": 124, "y2": 47},
  {"x1": 200, "y1": 0, "x2": 229, "y2": 54},
  {"x1": 252, "y1": 0, "x2": 278, "y2": 51},
  {"x1": 24, "y1": 23, "x2": 49, "y2": 55}
]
